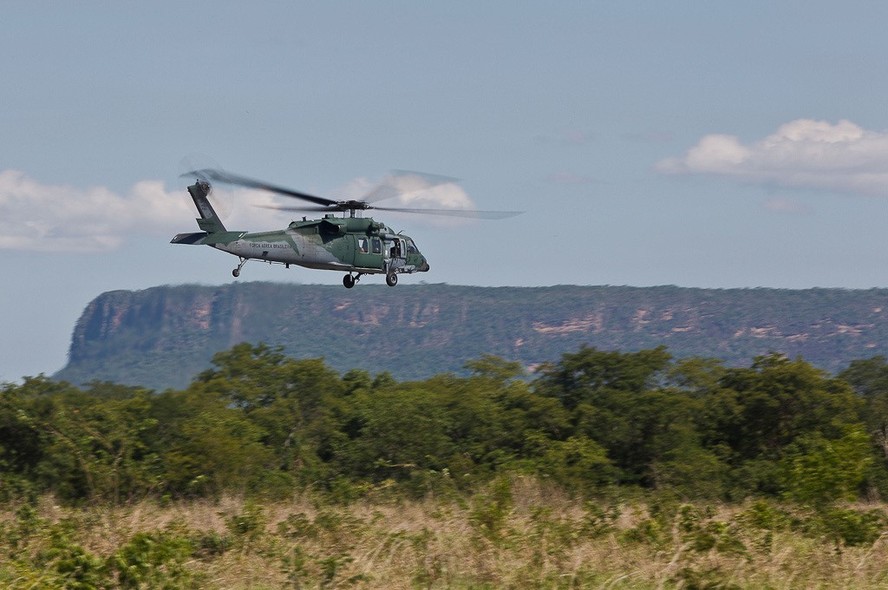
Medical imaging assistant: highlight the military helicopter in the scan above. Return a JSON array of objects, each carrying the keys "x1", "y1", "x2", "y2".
[{"x1": 171, "y1": 168, "x2": 520, "y2": 288}]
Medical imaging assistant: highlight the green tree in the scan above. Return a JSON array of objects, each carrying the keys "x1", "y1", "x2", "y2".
[
  {"x1": 535, "y1": 346, "x2": 672, "y2": 411},
  {"x1": 0, "y1": 378, "x2": 51, "y2": 498},
  {"x1": 335, "y1": 384, "x2": 454, "y2": 484},
  {"x1": 840, "y1": 356, "x2": 888, "y2": 460},
  {"x1": 416, "y1": 365, "x2": 569, "y2": 487},
  {"x1": 781, "y1": 426, "x2": 873, "y2": 507},
  {"x1": 714, "y1": 354, "x2": 865, "y2": 497},
  {"x1": 534, "y1": 435, "x2": 616, "y2": 493},
  {"x1": 720, "y1": 354, "x2": 862, "y2": 459},
  {"x1": 151, "y1": 388, "x2": 273, "y2": 497},
  {"x1": 535, "y1": 347, "x2": 713, "y2": 488},
  {"x1": 194, "y1": 343, "x2": 349, "y2": 489},
  {"x1": 464, "y1": 355, "x2": 526, "y2": 383},
  {"x1": 21, "y1": 383, "x2": 160, "y2": 502}
]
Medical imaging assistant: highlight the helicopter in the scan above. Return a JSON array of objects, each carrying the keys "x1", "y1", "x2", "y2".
[{"x1": 171, "y1": 168, "x2": 520, "y2": 288}]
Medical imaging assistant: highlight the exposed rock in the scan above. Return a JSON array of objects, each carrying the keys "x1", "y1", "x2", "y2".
[{"x1": 55, "y1": 283, "x2": 888, "y2": 390}]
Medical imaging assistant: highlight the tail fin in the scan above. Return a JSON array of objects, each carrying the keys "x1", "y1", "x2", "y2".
[
  {"x1": 188, "y1": 180, "x2": 227, "y2": 233},
  {"x1": 172, "y1": 181, "x2": 245, "y2": 246}
]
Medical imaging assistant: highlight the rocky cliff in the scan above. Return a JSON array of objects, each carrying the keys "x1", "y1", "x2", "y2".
[{"x1": 55, "y1": 283, "x2": 888, "y2": 390}]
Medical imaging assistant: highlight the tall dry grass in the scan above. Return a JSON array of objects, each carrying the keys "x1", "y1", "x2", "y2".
[{"x1": 5, "y1": 477, "x2": 888, "y2": 589}]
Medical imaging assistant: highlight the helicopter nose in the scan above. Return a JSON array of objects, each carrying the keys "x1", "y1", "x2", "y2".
[{"x1": 419, "y1": 258, "x2": 430, "y2": 272}]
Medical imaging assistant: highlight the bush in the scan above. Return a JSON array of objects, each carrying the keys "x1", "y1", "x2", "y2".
[
  {"x1": 816, "y1": 507, "x2": 887, "y2": 548},
  {"x1": 107, "y1": 530, "x2": 197, "y2": 589}
]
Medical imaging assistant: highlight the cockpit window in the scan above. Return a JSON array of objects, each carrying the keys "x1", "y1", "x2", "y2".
[{"x1": 406, "y1": 239, "x2": 417, "y2": 254}]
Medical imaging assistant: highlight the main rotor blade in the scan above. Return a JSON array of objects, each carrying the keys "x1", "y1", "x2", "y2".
[
  {"x1": 254, "y1": 204, "x2": 334, "y2": 213},
  {"x1": 182, "y1": 168, "x2": 336, "y2": 208},
  {"x1": 183, "y1": 167, "x2": 523, "y2": 220},
  {"x1": 371, "y1": 205, "x2": 523, "y2": 219},
  {"x1": 257, "y1": 203, "x2": 522, "y2": 219},
  {"x1": 356, "y1": 171, "x2": 521, "y2": 218},
  {"x1": 362, "y1": 170, "x2": 461, "y2": 204}
]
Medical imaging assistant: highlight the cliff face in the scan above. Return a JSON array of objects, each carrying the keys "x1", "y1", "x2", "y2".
[{"x1": 55, "y1": 283, "x2": 888, "y2": 390}]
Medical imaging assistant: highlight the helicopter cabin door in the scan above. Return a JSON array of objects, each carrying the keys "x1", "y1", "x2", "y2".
[
  {"x1": 353, "y1": 235, "x2": 384, "y2": 270},
  {"x1": 384, "y1": 237, "x2": 408, "y2": 272}
]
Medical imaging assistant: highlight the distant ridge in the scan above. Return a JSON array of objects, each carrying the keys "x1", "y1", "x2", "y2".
[{"x1": 55, "y1": 283, "x2": 888, "y2": 390}]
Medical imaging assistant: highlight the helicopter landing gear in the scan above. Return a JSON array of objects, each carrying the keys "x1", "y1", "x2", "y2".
[
  {"x1": 232, "y1": 257, "x2": 248, "y2": 278},
  {"x1": 343, "y1": 273, "x2": 364, "y2": 289},
  {"x1": 386, "y1": 272, "x2": 398, "y2": 287}
]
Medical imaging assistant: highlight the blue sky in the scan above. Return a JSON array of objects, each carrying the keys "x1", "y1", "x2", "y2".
[{"x1": 4, "y1": 2, "x2": 888, "y2": 381}]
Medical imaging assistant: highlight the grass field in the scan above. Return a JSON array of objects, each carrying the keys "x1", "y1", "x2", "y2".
[{"x1": 3, "y1": 477, "x2": 888, "y2": 589}]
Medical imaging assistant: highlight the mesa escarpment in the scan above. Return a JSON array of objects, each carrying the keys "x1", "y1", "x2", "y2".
[{"x1": 57, "y1": 283, "x2": 888, "y2": 390}]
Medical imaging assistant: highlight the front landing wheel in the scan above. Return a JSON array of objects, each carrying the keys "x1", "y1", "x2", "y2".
[
  {"x1": 343, "y1": 274, "x2": 355, "y2": 289},
  {"x1": 386, "y1": 273, "x2": 398, "y2": 287},
  {"x1": 232, "y1": 257, "x2": 247, "y2": 278}
]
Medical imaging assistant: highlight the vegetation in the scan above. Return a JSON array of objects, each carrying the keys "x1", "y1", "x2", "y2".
[{"x1": 7, "y1": 343, "x2": 888, "y2": 587}]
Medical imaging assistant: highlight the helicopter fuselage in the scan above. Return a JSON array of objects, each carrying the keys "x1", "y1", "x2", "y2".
[{"x1": 216, "y1": 216, "x2": 427, "y2": 273}]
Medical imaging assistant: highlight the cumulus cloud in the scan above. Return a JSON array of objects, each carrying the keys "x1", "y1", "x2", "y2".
[
  {"x1": 0, "y1": 170, "x2": 292, "y2": 252},
  {"x1": 656, "y1": 119, "x2": 888, "y2": 196},
  {"x1": 0, "y1": 170, "x2": 194, "y2": 252},
  {"x1": 336, "y1": 171, "x2": 480, "y2": 227},
  {"x1": 339, "y1": 171, "x2": 472, "y2": 208}
]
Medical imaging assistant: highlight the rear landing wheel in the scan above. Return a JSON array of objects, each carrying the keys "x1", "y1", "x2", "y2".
[
  {"x1": 343, "y1": 274, "x2": 355, "y2": 289},
  {"x1": 386, "y1": 273, "x2": 398, "y2": 287}
]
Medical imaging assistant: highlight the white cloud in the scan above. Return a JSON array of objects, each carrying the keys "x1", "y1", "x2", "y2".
[
  {"x1": 340, "y1": 171, "x2": 475, "y2": 209},
  {"x1": 0, "y1": 170, "x2": 334, "y2": 252},
  {"x1": 337, "y1": 172, "x2": 480, "y2": 227},
  {"x1": 657, "y1": 119, "x2": 888, "y2": 196},
  {"x1": 0, "y1": 170, "x2": 196, "y2": 252}
]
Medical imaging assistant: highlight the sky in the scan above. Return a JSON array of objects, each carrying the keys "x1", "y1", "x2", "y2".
[{"x1": 4, "y1": 2, "x2": 888, "y2": 381}]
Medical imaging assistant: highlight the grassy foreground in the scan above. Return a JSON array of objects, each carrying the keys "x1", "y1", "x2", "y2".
[{"x1": 2, "y1": 478, "x2": 888, "y2": 589}]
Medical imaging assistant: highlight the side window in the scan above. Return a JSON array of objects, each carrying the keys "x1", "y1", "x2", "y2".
[
  {"x1": 371, "y1": 237, "x2": 382, "y2": 254},
  {"x1": 358, "y1": 237, "x2": 369, "y2": 253}
]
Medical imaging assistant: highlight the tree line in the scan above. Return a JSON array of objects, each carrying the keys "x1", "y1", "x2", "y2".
[{"x1": 4, "y1": 343, "x2": 888, "y2": 507}]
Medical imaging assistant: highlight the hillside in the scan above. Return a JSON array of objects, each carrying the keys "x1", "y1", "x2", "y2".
[{"x1": 55, "y1": 283, "x2": 888, "y2": 390}]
